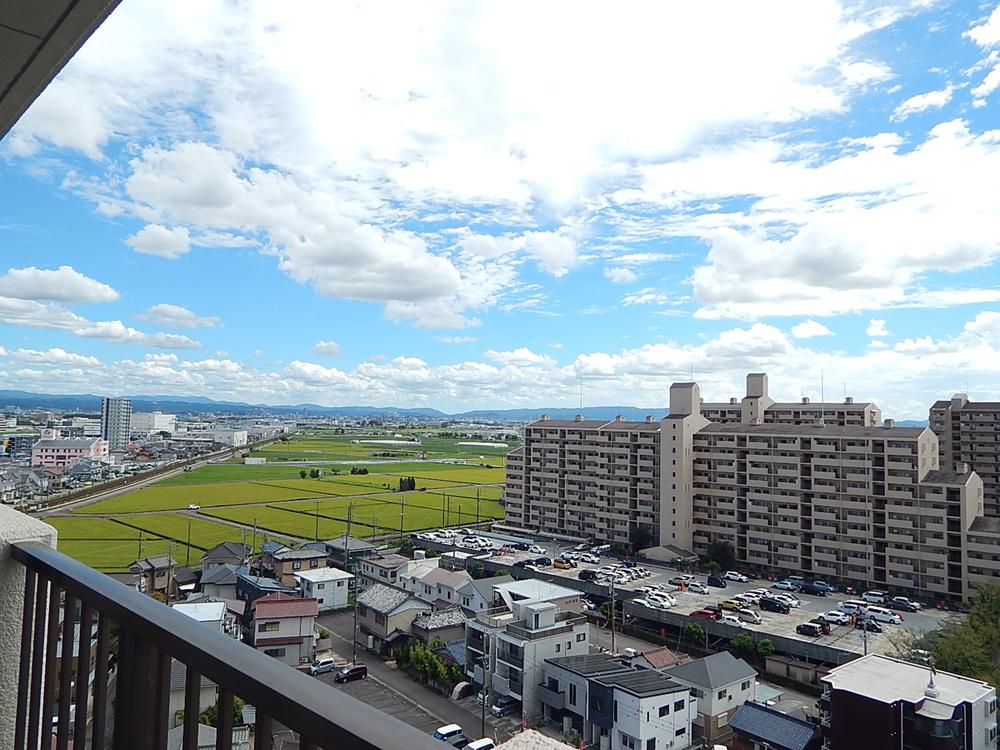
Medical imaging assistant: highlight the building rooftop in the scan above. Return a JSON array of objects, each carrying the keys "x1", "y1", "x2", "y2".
[
  {"x1": 413, "y1": 608, "x2": 469, "y2": 631},
  {"x1": 323, "y1": 536, "x2": 378, "y2": 553},
  {"x1": 32, "y1": 438, "x2": 104, "y2": 449},
  {"x1": 664, "y1": 651, "x2": 757, "y2": 689},
  {"x1": 130, "y1": 555, "x2": 175, "y2": 572},
  {"x1": 922, "y1": 469, "x2": 977, "y2": 484},
  {"x1": 357, "y1": 583, "x2": 422, "y2": 615},
  {"x1": 203, "y1": 541, "x2": 250, "y2": 561},
  {"x1": 200, "y1": 563, "x2": 242, "y2": 586},
  {"x1": 173, "y1": 601, "x2": 226, "y2": 623},
  {"x1": 273, "y1": 547, "x2": 328, "y2": 561},
  {"x1": 169, "y1": 659, "x2": 214, "y2": 692},
  {"x1": 251, "y1": 592, "x2": 318, "y2": 620},
  {"x1": 728, "y1": 701, "x2": 819, "y2": 750},
  {"x1": 596, "y1": 669, "x2": 687, "y2": 698},
  {"x1": 633, "y1": 646, "x2": 691, "y2": 669},
  {"x1": 970, "y1": 516, "x2": 1000, "y2": 534},
  {"x1": 494, "y1": 578, "x2": 578, "y2": 605},
  {"x1": 236, "y1": 572, "x2": 293, "y2": 592},
  {"x1": 545, "y1": 654, "x2": 631, "y2": 678},
  {"x1": 822, "y1": 654, "x2": 994, "y2": 706},
  {"x1": 458, "y1": 574, "x2": 513, "y2": 601},
  {"x1": 418, "y1": 566, "x2": 471, "y2": 589},
  {"x1": 292, "y1": 567, "x2": 353, "y2": 583},
  {"x1": 363, "y1": 553, "x2": 411, "y2": 570},
  {"x1": 496, "y1": 729, "x2": 575, "y2": 750},
  {"x1": 700, "y1": 423, "x2": 926, "y2": 438}
]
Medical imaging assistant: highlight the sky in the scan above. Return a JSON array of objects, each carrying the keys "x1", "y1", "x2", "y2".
[{"x1": 2, "y1": 0, "x2": 1000, "y2": 417}]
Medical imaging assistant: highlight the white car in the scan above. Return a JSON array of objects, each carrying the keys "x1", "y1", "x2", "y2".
[
  {"x1": 578, "y1": 554, "x2": 600, "y2": 564},
  {"x1": 635, "y1": 586, "x2": 657, "y2": 595},
  {"x1": 632, "y1": 598, "x2": 651, "y2": 608},
  {"x1": 647, "y1": 598, "x2": 673, "y2": 611},
  {"x1": 687, "y1": 582, "x2": 710, "y2": 595},
  {"x1": 723, "y1": 571, "x2": 749, "y2": 582},
  {"x1": 719, "y1": 614, "x2": 744, "y2": 627},
  {"x1": 770, "y1": 593, "x2": 800, "y2": 608},
  {"x1": 187, "y1": 504, "x2": 201, "y2": 511},
  {"x1": 771, "y1": 581, "x2": 797, "y2": 591},
  {"x1": 648, "y1": 593, "x2": 677, "y2": 607},
  {"x1": 734, "y1": 593, "x2": 759, "y2": 606},
  {"x1": 866, "y1": 606, "x2": 903, "y2": 624},
  {"x1": 528, "y1": 545, "x2": 546, "y2": 554},
  {"x1": 635, "y1": 568, "x2": 651, "y2": 578},
  {"x1": 819, "y1": 611, "x2": 850, "y2": 626}
]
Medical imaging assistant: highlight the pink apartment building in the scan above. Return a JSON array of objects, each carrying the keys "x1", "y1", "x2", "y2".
[{"x1": 31, "y1": 431, "x2": 109, "y2": 469}]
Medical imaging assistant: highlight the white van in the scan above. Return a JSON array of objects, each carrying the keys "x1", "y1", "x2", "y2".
[
  {"x1": 866, "y1": 606, "x2": 902, "y2": 624},
  {"x1": 463, "y1": 740, "x2": 496, "y2": 750},
  {"x1": 308, "y1": 656, "x2": 337, "y2": 675},
  {"x1": 862, "y1": 590, "x2": 888, "y2": 605},
  {"x1": 837, "y1": 600, "x2": 868, "y2": 614},
  {"x1": 434, "y1": 725, "x2": 465, "y2": 743}
]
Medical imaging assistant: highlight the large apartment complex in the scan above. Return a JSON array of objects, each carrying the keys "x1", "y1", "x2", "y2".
[
  {"x1": 930, "y1": 394, "x2": 1000, "y2": 517},
  {"x1": 506, "y1": 374, "x2": 1000, "y2": 601},
  {"x1": 100, "y1": 396, "x2": 132, "y2": 452}
]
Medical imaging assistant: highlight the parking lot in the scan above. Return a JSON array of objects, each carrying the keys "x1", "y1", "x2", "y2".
[{"x1": 456, "y1": 535, "x2": 959, "y2": 657}]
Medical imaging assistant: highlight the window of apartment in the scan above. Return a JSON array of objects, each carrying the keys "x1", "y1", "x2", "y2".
[
  {"x1": 576, "y1": 633, "x2": 585, "y2": 642},
  {"x1": 317, "y1": 583, "x2": 325, "y2": 590},
  {"x1": 358, "y1": 605, "x2": 368, "y2": 617},
  {"x1": 619, "y1": 734, "x2": 634, "y2": 750},
  {"x1": 258, "y1": 622, "x2": 279, "y2": 632},
  {"x1": 741, "y1": 680, "x2": 751, "y2": 691},
  {"x1": 613, "y1": 701, "x2": 618, "y2": 722},
  {"x1": 566, "y1": 641, "x2": 572, "y2": 651},
  {"x1": 555, "y1": 644, "x2": 561, "y2": 653},
  {"x1": 336, "y1": 581, "x2": 344, "y2": 587},
  {"x1": 645, "y1": 740, "x2": 654, "y2": 750},
  {"x1": 717, "y1": 689, "x2": 727, "y2": 700},
  {"x1": 309, "y1": 560, "x2": 319, "y2": 568},
  {"x1": 674, "y1": 698, "x2": 685, "y2": 711},
  {"x1": 292, "y1": 561, "x2": 302, "y2": 570},
  {"x1": 674, "y1": 728, "x2": 686, "y2": 738},
  {"x1": 264, "y1": 648, "x2": 286, "y2": 658},
  {"x1": 374, "y1": 613, "x2": 386, "y2": 626},
  {"x1": 659, "y1": 704, "x2": 670, "y2": 717},
  {"x1": 569, "y1": 684, "x2": 577, "y2": 705}
]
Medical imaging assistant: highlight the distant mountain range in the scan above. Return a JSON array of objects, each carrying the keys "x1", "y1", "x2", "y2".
[{"x1": 0, "y1": 389, "x2": 929, "y2": 426}]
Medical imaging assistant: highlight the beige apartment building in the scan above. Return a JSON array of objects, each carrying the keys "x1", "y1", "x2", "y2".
[
  {"x1": 505, "y1": 373, "x2": 1000, "y2": 602},
  {"x1": 930, "y1": 394, "x2": 1000, "y2": 517}
]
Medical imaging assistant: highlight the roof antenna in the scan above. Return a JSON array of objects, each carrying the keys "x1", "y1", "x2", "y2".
[{"x1": 819, "y1": 370, "x2": 825, "y2": 427}]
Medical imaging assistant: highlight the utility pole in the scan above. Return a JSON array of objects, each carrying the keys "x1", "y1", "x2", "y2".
[
  {"x1": 137, "y1": 531, "x2": 144, "y2": 561},
  {"x1": 343, "y1": 502, "x2": 352, "y2": 565},
  {"x1": 372, "y1": 514, "x2": 377, "y2": 542},
  {"x1": 314, "y1": 499, "x2": 320, "y2": 541},
  {"x1": 476, "y1": 488, "x2": 481, "y2": 526},
  {"x1": 442, "y1": 495, "x2": 446, "y2": 526},
  {"x1": 352, "y1": 577, "x2": 359, "y2": 665},
  {"x1": 186, "y1": 518, "x2": 192, "y2": 567},
  {"x1": 399, "y1": 497, "x2": 406, "y2": 545},
  {"x1": 609, "y1": 576, "x2": 617, "y2": 655}
]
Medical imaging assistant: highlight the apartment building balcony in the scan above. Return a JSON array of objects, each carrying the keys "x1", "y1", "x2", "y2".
[
  {"x1": 497, "y1": 648, "x2": 524, "y2": 669},
  {"x1": 886, "y1": 531, "x2": 917, "y2": 544},
  {"x1": 536, "y1": 683, "x2": 566, "y2": 710},
  {"x1": 0, "y1": 508, "x2": 445, "y2": 750}
]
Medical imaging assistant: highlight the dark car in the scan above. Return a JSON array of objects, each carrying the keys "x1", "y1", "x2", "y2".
[
  {"x1": 809, "y1": 580, "x2": 835, "y2": 593},
  {"x1": 736, "y1": 569, "x2": 759, "y2": 580},
  {"x1": 706, "y1": 574, "x2": 728, "y2": 588},
  {"x1": 808, "y1": 618, "x2": 832, "y2": 635},
  {"x1": 760, "y1": 597, "x2": 790, "y2": 614},
  {"x1": 534, "y1": 557, "x2": 552, "y2": 566},
  {"x1": 855, "y1": 618, "x2": 883, "y2": 633},
  {"x1": 512, "y1": 542, "x2": 530, "y2": 551},
  {"x1": 796, "y1": 622, "x2": 823, "y2": 638},
  {"x1": 689, "y1": 609, "x2": 717, "y2": 621},
  {"x1": 801, "y1": 583, "x2": 829, "y2": 597},
  {"x1": 334, "y1": 664, "x2": 368, "y2": 683},
  {"x1": 579, "y1": 569, "x2": 598, "y2": 581},
  {"x1": 889, "y1": 596, "x2": 920, "y2": 613}
]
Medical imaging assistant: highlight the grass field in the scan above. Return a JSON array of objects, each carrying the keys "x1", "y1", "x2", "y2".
[
  {"x1": 74, "y1": 481, "x2": 335, "y2": 514},
  {"x1": 279, "y1": 491, "x2": 503, "y2": 530},
  {"x1": 202, "y1": 505, "x2": 351, "y2": 541},
  {"x1": 56, "y1": 538, "x2": 204, "y2": 572},
  {"x1": 49, "y1": 516, "x2": 143, "y2": 539},
  {"x1": 158, "y1": 464, "x2": 327, "y2": 485},
  {"x1": 112, "y1": 513, "x2": 291, "y2": 552}
]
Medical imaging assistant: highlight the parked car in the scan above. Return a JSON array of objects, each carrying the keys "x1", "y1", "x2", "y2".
[
  {"x1": 633, "y1": 598, "x2": 651, "y2": 608},
  {"x1": 786, "y1": 575, "x2": 806, "y2": 587},
  {"x1": 719, "y1": 614, "x2": 744, "y2": 627},
  {"x1": 591, "y1": 545, "x2": 611, "y2": 554},
  {"x1": 528, "y1": 545, "x2": 546, "y2": 554},
  {"x1": 670, "y1": 574, "x2": 695, "y2": 585},
  {"x1": 738, "y1": 608, "x2": 762, "y2": 625},
  {"x1": 553, "y1": 559, "x2": 575, "y2": 570},
  {"x1": 734, "y1": 593, "x2": 759, "y2": 606},
  {"x1": 458, "y1": 528, "x2": 473, "y2": 535},
  {"x1": 796, "y1": 622, "x2": 824, "y2": 638},
  {"x1": 800, "y1": 583, "x2": 828, "y2": 596},
  {"x1": 689, "y1": 609, "x2": 717, "y2": 621},
  {"x1": 578, "y1": 553, "x2": 600, "y2": 564},
  {"x1": 187, "y1": 504, "x2": 201, "y2": 511},
  {"x1": 760, "y1": 597, "x2": 790, "y2": 614},
  {"x1": 862, "y1": 590, "x2": 888, "y2": 605},
  {"x1": 534, "y1": 557, "x2": 552, "y2": 567},
  {"x1": 723, "y1": 571, "x2": 748, "y2": 582},
  {"x1": 574, "y1": 543, "x2": 591, "y2": 551},
  {"x1": 463, "y1": 740, "x2": 496, "y2": 750},
  {"x1": 334, "y1": 664, "x2": 368, "y2": 683},
  {"x1": 309, "y1": 657, "x2": 337, "y2": 675},
  {"x1": 771, "y1": 581, "x2": 798, "y2": 591},
  {"x1": 889, "y1": 596, "x2": 921, "y2": 613},
  {"x1": 819, "y1": 611, "x2": 850, "y2": 626},
  {"x1": 837, "y1": 600, "x2": 869, "y2": 614},
  {"x1": 434, "y1": 725, "x2": 466, "y2": 743},
  {"x1": 808, "y1": 618, "x2": 832, "y2": 635},
  {"x1": 808, "y1": 580, "x2": 835, "y2": 593},
  {"x1": 855, "y1": 618, "x2": 884, "y2": 633},
  {"x1": 720, "y1": 599, "x2": 742, "y2": 612},
  {"x1": 491, "y1": 696, "x2": 520, "y2": 717},
  {"x1": 560, "y1": 552, "x2": 580, "y2": 561},
  {"x1": 865, "y1": 606, "x2": 903, "y2": 624},
  {"x1": 706, "y1": 574, "x2": 728, "y2": 588},
  {"x1": 687, "y1": 582, "x2": 710, "y2": 595},
  {"x1": 769, "y1": 593, "x2": 800, "y2": 608},
  {"x1": 578, "y1": 569, "x2": 598, "y2": 581}
]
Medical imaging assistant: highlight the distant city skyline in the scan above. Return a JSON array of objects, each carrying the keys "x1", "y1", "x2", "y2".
[{"x1": 2, "y1": 2, "x2": 1000, "y2": 416}]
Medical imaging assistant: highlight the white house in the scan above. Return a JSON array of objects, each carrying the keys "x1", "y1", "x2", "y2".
[
  {"x1": 406, "y1": 566, "x2": 471, "y2": 608},
  {"x1": 173, "y1": 601, "x2": 240, "y2": 639},
  {"x1": 293, "y1": 568, "x2": 353, "y2": 612},
  {"x1": 249, "y1": 592, "x2": 318, "y2": 667},
  {"x1": 458, "y1": 574, "x2": 513, "y2": 614},
  {"x1": 663, "y1": 651, "x2": 757, "y2": 745}
]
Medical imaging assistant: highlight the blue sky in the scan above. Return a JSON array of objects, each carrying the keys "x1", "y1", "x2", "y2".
[{"x1": 2, "y1": 0, "x2": 1000, "y2": 416}]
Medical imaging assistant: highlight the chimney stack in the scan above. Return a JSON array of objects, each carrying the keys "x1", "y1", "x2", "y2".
[
  {"x1": 802, "y1": 397, "x2": 810, "y2": 404},
  {"x1": 730, "y1": 397, "x2": 737, "y2": 404},
  {"x1": 845, "y1": 396, "x2": 854, "y2": 404},
  {"x1": 884, "y1": 418, "x2": 895, "y2": 429}
]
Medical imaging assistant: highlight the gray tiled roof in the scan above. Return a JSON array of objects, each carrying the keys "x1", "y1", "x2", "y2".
[
  {"x1": 273, "y1": 547, "x2": 327, "y2": 561},
  {"x1": 204, "y1": 541, "x2": 249, "y2": 560},
  {"x1": 664, "y1": 651, "x2": 757, "y2": 689},
  {"x1": 728, "y1": 702, "x2": 819, "y2": 750},
  {"x1": 357, "y1": 583, "x2": 418, "y2": 615},
  {"x1": 200, "y1": 564, "x2": 239, "y2": 585},
  {"x1": 970, "y1": 516, "x2": 1000, "y2": 533},
  {"x1": 413, "y1": 608, "x2": 469, "y2": 630},
  {"x1": 169, "y1": 659, "x2": 215, "y2": 692}
]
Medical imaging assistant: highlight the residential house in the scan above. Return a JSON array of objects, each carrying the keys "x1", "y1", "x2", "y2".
[
  {"x1": 272, "y1": 547, "x2": 328, "y2": 587},
  {"x1": 629, "y1": 646, "x2": 692, "y2": 671},
  {"x1": 260, "y1": 540, "x2": 289, "y2": 575},
  {"x1": 202, "y1": 541, "x2": 250, "y2": 572},
  {"x1": 411, "y1": 608, "x2": 469, "y2": 645},
  {"x1": 200, "y1": 564, "x2": 242, "y2": 600},
  {"x1": 182, "y1": 593, "x2": 246, "y2": 625},
  {"x1": 169, "y1": 660, "x2": 216, "y2": 728},
  {"x1": 235, "y1": 570, "x2": 295, "y2": 624},
  {"x1": 819, "y1": 654, "x2": 998, "y2": 750},
  {"x1": 249, "y1": 592, "x2": 318, "y2": 667},
  {"x1": 292, "y1": 567, "x2": 353, "y2": 612},
  {"x1": 663, "y1": 651, "x2": 758, "y2": 745},
  {"x1": 320, "y1": 535, "x2": 379, "y2": 572},
  {"x1": 173, "y1": 600, "x2": 241, "y2": 639},
  {"x1": 406, "y1": 566, "x2": 471, "y2": 609},
  {"x1": 728, "y1": 702, "x2": 821, "y2": 750},
  {"x1": 174, "y1": 565, "x2": 197, "y2": 595},
  {"x1": 356, "y1": 553, "x2": 412, "y2": 591},
  {"x1": 458, "y1": 574, "x2": 513, "y2": 615},
  {"x1": 166, "y1": 723, "x2": 251, "y2": 750},
  {"x1": 493, "y1": 578, "x2": 583, "y2": 613},
  {"x1": 538, "y1": 653, "x2": 696, "y2": 750},
  {"x1": 466, "y1": 599, "x2": 589, "y2": 722},
  {"x1": 130, "y1": 555, "x2": 177, "y2": 598},
  {"x1": 356, "y1": 583, "x2": 431, "y2": 655}
]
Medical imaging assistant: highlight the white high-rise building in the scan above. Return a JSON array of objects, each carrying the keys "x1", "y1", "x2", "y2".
[
  {"x1": 101, "y1": 397, "x2": 132, "y2": 452},
  {"x1": 131, "y1": 411, "x2": 177, "y2": 435}
]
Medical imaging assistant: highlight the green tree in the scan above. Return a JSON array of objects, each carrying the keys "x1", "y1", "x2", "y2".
[
  {"x1": 629, "y1": 524, "x2": 653, "y2": 551},
  {"x1": 199, "y1": 697, "x2": 244, "y2": 728},
  {"x1": 309, "y1": 468, "x2": 321, "y2": 479},
  {"x1": 470, "y1": 562, "x2": 486, "y2": 579},
  {"x1": 756, "y1": 639, "x2": 775, "y2": 659},
  {"x1": 731, "y1": 632, "x2": 754, "y2": 657},
  {"x1": 705, "y1": 540, "x2": 736, "y2": 571},
  {"x1": 299, "y1": 470, "x2": 308, "y2": 479},
  {"x1": 397, "y1": 537, "x2": 414, "y2": 556},
  {"x1": 706, "y1": 560, "x2": 721, "y2": 573},
  {"x1": 916, "y1": 582, "x2": 1000, "y2": 689},
  {"x1": 682, "y1": 622, "x2": 705, "y2": 644}
]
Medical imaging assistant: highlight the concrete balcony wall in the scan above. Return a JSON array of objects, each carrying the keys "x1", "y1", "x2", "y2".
[{"x1": 0, "y1": 506, "x2": 58, "y2": 749}]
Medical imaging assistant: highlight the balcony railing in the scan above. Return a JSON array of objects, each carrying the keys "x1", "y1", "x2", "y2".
[{"x1": 7, "y1": 539, "x2": 444, "y2": 750}]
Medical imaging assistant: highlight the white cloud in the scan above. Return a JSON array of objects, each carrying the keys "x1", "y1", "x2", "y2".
[
  {"x1": 73, "y1": 320, "x2": 201, "y2": 349},
  {"x1": 313, "y1": 340, "x2": 342, "y2": 356},
  {"x1": 8, "y1": 348, "x2": 100, "y2": 366},
  {"x1": 0, "y1": 266, "x2": 119, "y2": 303},
  {"x1": 966, "y1": 5, "x2": 1000, "y2": 47},
  {"x1": 603, "y1": 267, "x2": 638, "y2": 284},
  {"x1": 136, "y1": 303, "x2": 221, "y2": 328},
  {"x1": 252, "y1": 349, "x2": 264, "y2": 358},
  {"x1": 838, "y1": 60, "x2": 894, "y2": 85},
  {"x1": 485, "y1": 348, "x2": 554, "y2": 366},
  {"x1": 891, "y1": 85, "x2": 954, "y2": 121},
  {"x1": 436, "y1": 336, "x2": 478, "y2": 344},
  {"x1": 125, "y1": 224, "x2": 191, "y2": 258},
  {"x1": 867, "y1": 319, "x2": 890, "y2": 337},
  {"x1": 791, "y1": 320, "x2": 834, "y2": 338},
  {"x1": 521, "y1": 232, "x2": 579, "y2": 277},
  {"x1": 622, "y1": 288, "x2": 671, "y2": 306},
  {"x1": 971, "y1": 63, "x2": 1000, "y2": 99}
]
